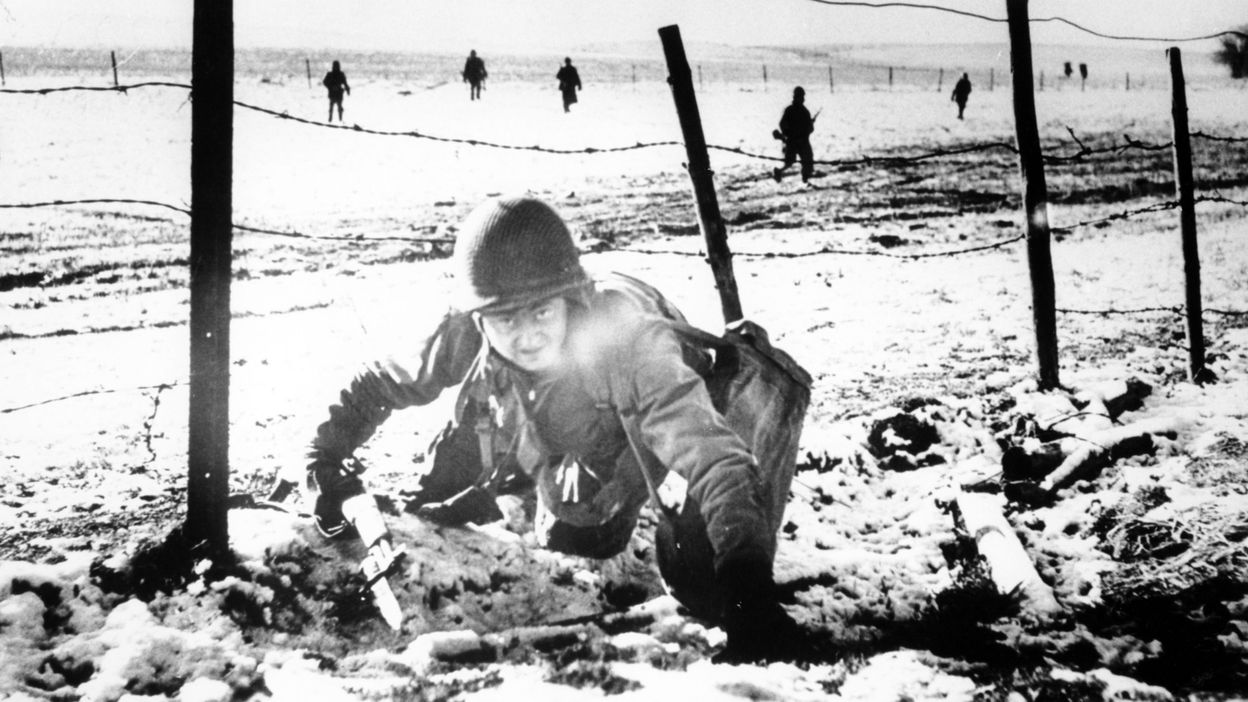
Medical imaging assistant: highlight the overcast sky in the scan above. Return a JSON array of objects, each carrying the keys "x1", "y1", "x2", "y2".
[{"x1": 0, "y1": 1, "x2": 1243, "y2": 54}]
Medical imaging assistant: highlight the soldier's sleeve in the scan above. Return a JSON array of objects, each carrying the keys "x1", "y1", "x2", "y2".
[
  {"x1": 613, "y1": 320, "x2": 773, "y2": 570},
  {"x1": 308, "y1": 312, "x2": 482, "y2": 466}
]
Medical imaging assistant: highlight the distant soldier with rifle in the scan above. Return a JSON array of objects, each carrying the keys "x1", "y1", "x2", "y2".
[
  {"x1": 463, "y1": 49, "x2": 488, "y2": 101},
  {"x1": 296, "y1": 197, "x2": 823, "y2": 663},
  {"x1": 556, "y1": 57, "x2": 582, "y2": 113},
  {"x1": 951, "y1": 72, "x2": 972, "y2": 120},
  {"x1": 771, "y1": 86, "x2": 818, "y2": 184},
  {"x1": 322, "y1": 60, "x2": 351, "y2": 123}
]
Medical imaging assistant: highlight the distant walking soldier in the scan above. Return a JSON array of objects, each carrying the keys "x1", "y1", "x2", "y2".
[
  {"x1": 556, "y1": 57, "x2": 582, "y2": 113},
  {"x1": 951, "y1": 72, "x2": 972, "y2": 120},
  {"x1": 323, "y1": 60, "x2": 351, "y2": 123},
  {"x1": 771, "y1": 86, "x2": 817, "y2": 184},
  {"x1": 463, "y1": 50, "x2": 488, "y2": 101}
]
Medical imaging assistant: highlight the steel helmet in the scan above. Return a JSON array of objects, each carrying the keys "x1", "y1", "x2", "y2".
[{"x1": 452, "y1": 197, "x2": 590, "y2": 313}]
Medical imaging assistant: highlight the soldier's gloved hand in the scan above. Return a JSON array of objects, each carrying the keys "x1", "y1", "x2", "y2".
[
  {"x1": 409, "y1": 485, "x2": 503, "y2": 526},
  {"x1": 714, "y1": 558, "x2": 831, "y2": 664},
  {"x1": 308, "y1": 458, "x2": 366, "y2": 539}
]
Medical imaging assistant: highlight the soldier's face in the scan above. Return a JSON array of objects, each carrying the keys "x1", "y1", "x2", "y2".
[{"x1": 480, "y1": 297, "x2": 569, "y2": 374}]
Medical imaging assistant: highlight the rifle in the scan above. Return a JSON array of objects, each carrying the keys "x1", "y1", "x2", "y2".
[
  {"x1": 267, "y1": 474, "x2": 405, "y2": 631},
  {"x1": 342, "y1": 493, "x2": 406, "y2": 631}
]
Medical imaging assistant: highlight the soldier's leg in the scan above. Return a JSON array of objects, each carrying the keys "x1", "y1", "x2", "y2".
[
  {"x1": 783, "y1": 143, "x2": 798, "y2": 172},
  {"x1": 799, "y1": 142, "x2": 815, "y2": 182},
  {"x1": 657, "y1": 332, "x2": 808, "y2": 600},
  {"x1": 774, "y1": 144, "x2": 796, "y2": 181},
  {"x1": 655, "y1": 337, "x2": 808, "y2": 620},
  {"x1": 653, "y1": 423, "x2": 801, "y2": 622},
  {"x1": 653, "y1": 499, "x2": 720, "y2": 620}
]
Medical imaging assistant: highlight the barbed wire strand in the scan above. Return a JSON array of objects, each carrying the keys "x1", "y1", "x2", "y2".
[
  {"x1": 0, "y1": 80, "x2": 192, "y2": 95},
  {"x1": 801, "y1": 1, "x2": 1248, "y2": 42},
  {"x1": 232, "y1": 220, "x2": 455, "y2": 245},
  {"x1": 233, "y1": 97, "x2": 686, "y2": 154},
  {"x1": 5, "y1": 190, "x2": 1246, "y2": 250},
  {"x1": 1051, "y1": 200, "x2": 1181, "y2": 233},
  {"x1": 1057, "y1": 305, "x2": 1180, "y2": 315},
  {"x1": 0, "y1": 199, "x2": 455, "y2": 245},
  {"x1": 179, "y1": 94, "x2": 1202, "y2": 166},
  {"x1": 140, "y1": 383, "x2": 173, "y2": 467},
  {"x1": 1198, "y1": 195, "x2": 1248, "y2": 208},
  {"x1": 1, "y1": 83, "x2": 1204, "y2": 167},
  {"x1": 1052, "y1": 195, "x2": 1248, "y2": 233},
  {"x1": 714, "y1": 141, "x2": 1019, "y2": 166},
  {"x1": 1, "y1": 82, "x2": 682, "y2": 154},
  {"x1": 1, "y1": 381, "x2": 186, "y2": 415},
  {"x1": 1193, "y1": 131, "x2": 1248, "y2": 145},
  {"x1": 0, "y1": 197, "x2": 190, "y2": 216},
  {"x1": 624, "y1": 233, "x2": 1025, "y2": 260},
  {"x1": 1056, "y1": 305, "x2": 1248, "y2": 317}
]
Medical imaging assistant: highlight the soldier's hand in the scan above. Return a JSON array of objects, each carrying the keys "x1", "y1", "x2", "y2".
[
  {"x1": 717, "y1": 599, "x2": 815, "y2": 664},
  {"x1": 309, "y1": 458, "x2": 366, "y2": 539},
  {"x1": 713, "y1": 559, "x2": 835, "y2": 664}
]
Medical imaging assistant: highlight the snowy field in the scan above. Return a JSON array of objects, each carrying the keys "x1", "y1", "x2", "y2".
[{"x1": 2, "y1": 44, "x2": 1248, "y2": 700}]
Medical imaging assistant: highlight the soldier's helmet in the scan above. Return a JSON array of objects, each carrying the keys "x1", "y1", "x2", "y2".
[{"x1": 452, "y1": 197, "x2": 590, "y2": 313}]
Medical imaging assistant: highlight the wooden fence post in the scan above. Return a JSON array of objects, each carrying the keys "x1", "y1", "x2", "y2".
[
  {"x1": 829, "y1": 65, "x2": 834, "y2": 93},
  {"x1": 187, "y1": 0, "x2": 235, "y2": 555},
  {"x1": 1, "y1": 52, "x2": 6, "y2": 87},
  {"x1": 762, "y1": 64, "x2": 768, "y2": 90},
  {"x1": 989, "y1": 67, "x2": 994, "y2": 91},
  {"x1": 111, "y1": 50, "x2": 119, "y2": 87},
  {"x1": 305, "y1": 58, "x2": 312, "y2": 89},
  {"x1": 632, "y1": 64, "x2": 637, "y2": 89},
  {"x1": 1126, "y1": 72, "x2": 1131, "y2": 91},
  {"x1": 888, "y1": 66, "x2": 893, "y2": 89},
  {"x1": 938, "y1": 67, "x2": 944, "y2": 92},
  {"x1": 698, "y1": 64, "x2": 703, "y2": 88},
  {"x1": 1006, "y1": 0, "x2": 1060, "y2": 391},
  {"x1": 1167, "y1": 47, "x2": 1208, "y2": 383},
  {"x1": 658, "y1": 25, "x2": 743, "y2": 324}
]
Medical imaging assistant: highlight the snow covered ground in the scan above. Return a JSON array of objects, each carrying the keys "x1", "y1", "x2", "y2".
[{"x1": 2, "y1": 45, "x2": 1248, "y2": 700}]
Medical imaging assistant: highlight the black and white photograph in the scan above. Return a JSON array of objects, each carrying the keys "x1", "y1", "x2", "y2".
[{"x1": 2, "y1": 1, "x2": 1248, "y2": 699}]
